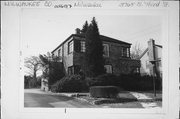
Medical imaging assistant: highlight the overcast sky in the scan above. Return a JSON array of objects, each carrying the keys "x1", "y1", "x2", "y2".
[{"x1": 22, "y1": 9, "x2": 162, "y2": 58}]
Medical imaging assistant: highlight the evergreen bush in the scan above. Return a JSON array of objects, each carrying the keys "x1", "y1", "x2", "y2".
[
  {"x1": 87, "y1": 74, "x2": 120, "y2": 87},
  {"x1": 51, "y1": 75, "x2": 88, "y2": 93},
  {"x1": 90, "y1": 86, "x2": 119, "y2": 98},
  {"x1": 119, "y1": 74, "x2": 161, "y2": 91}
]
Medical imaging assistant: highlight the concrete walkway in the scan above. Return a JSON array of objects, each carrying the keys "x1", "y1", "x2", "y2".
[
  {"x1": 130, "y1": 92, "x2": 161, "y2": 109},
  {"x1": 49, "y1": 91, "x2": 162, "y2": 108}
]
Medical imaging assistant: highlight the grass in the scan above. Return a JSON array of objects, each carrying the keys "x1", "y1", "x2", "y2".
[{"x1": 74, "y1": 91, "x2": 162, "y2": 108}]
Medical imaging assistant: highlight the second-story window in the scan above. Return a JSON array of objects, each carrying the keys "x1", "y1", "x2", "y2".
[
  {"x1": 68, "y1": 40, "x2": 73, "y2": 54},
  {"x1": 121, "y1": 47, "x2": 130, "y2": 57},
  {"x1": 58, "y1": 48, "x2": 61, "y2": 57},
  {"x1": 103, "y1": 44, "x2": 109, "y2": 57},
  {"x1": 80, "y1": 41, "x2": 85, "y2": 52}
]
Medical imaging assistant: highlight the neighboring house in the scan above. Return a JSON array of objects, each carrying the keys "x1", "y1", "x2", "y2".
[
  {"x1": 139, "y1": 39, "x2": 162, "y2": 78},
  {"x1": 52, "y1": 32, "x2": 140, "y2": 76}
]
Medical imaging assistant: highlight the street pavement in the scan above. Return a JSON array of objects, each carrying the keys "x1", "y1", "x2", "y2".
[
  {"x1": 24, "y1": 89, "x2": 162, "y2": 108},
  {"x1": 24, "y1": 89, "x2": 97, "y2": 108}
]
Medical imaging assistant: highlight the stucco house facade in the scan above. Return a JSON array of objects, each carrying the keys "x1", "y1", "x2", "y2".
[
  {"x1": 52, "y1": 33, "x2": 140, "y2": 76},
  {"x1": 139, "y1": 39, "x2": 162, "y2": 78}
]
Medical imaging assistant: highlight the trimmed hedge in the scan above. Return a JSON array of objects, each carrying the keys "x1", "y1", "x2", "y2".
[
  {"x1": 90, "y1": 86, "x2": 119, "y2": 98},
  {"x1": 87, "y1": 74, "x2": 161, "y2": 91},
  {"x1": 120, "y1": 74, "x2": 161, "y2": 91},
  {"x1": 86, "y1": 74, "x2": 120, "y2": 87},
  {"x1": 51, "y1": 75, "x2": 88, "y2": 93}
]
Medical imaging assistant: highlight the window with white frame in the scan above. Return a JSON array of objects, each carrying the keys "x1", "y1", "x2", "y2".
[
  {"x1": 58, "y1": 48, "x2": 61, "y2": 57},
  {"x1": 121, "y1": 47, "x2": 130, "y2": 57},
  {"x1": 68, "y1": 66, "x2": 74, "y2": 75},
  {"x1": 103, "y1": 44, "x2": 109, "y2": 57},
  {"x1": 68, "y1": 40, "x2": 73, "y2": 54},
  {"x1": 104, "y1": 65, "x2": 112, "y2": 74},
  {"x1": 80, "y1": 41, "x2": 85, "y2": 52}
]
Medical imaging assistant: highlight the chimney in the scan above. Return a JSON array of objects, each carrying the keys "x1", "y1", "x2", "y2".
[
  {"x1": 75, "y1": 28, "x2": 81, "y2": 34},
  {"x1": 148, "y1": 39, "x2": 155, "y2": 61},
  {"x1": 148, "y1": 39, "x2": 156, "y2": 76}
]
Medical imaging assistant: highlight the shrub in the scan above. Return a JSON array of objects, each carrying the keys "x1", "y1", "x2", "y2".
[
  {"x1": 24, "y1": 75, "x2": 41, "y2": 89},
  {"x1": 119, "y1": 74, "x2": 161, "y2": 91},
  {"x1": 90, "y1": 86, "x2": 119, "y2": 98},
  {"x1": 86, "y1": 74, "x2": 120, "y2": 87},
  {"x1": 86, "y1": 74, "x2": 161, "y2": 91},
  {"x1": 51, "y1": 75, "x2": 88, "y2": 93},
  {"x1": 48, "y1": 62, "x2": 65, "y2": 90}
]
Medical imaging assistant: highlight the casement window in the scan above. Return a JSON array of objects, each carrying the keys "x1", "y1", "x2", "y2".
[
  {"x1": 68, "y1": 66, "x2": 81, "y2": 75},
  {"x1": 104, "y1": 65, "x2": 112, "y2": 74},
  {"x1": 68, "y1": 40, "x2": 73, "y2": 54},
  {"x1": 74, "y1": 65, "x2": 81, "y2": 74},
  {"x1": 121, "y1": 47, "x2": 130, "y2": 57},
  {"x1": 80, "y1": 41, "x2": 85, "y2": 52},
  {"x1": 68, "y1": 66, "x2": 74, "y2": 75},
  {"x1": 103, "y1": 44, "x2": 109, "y2": 57},
  {"x1": 58, "y1": 48, "x2": 61, "y2": 57}
]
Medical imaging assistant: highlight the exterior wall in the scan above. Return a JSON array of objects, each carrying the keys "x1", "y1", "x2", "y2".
[
  {"x1": 52, "y1": 35, "x2": 141, "y2": 76},
  {"x1": 52, "y1": 37, "x2": 74, "y2": 75},
  {"x1": 104, "y1": 41, "x2": 130, "y2": 60},
  {"x1": 53, "y1": 46, "x2": 63, "y2": 62},
  {"x1": 103, "y1": 41, "x2": 140, "y2": 75},
  {"x1": 73, "y1": 38, "x2": 140, "y2": 75},
  {"x1": 62, "y1": 38, "x2": 74, "y2": 74}
]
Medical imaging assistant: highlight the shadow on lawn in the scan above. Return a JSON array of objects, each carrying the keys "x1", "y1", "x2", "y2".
[
  {"x1": 94, "y1": 97, "x2": 138, "y2": 105},
  {"x1": 24, "y1": 92, "x2": 76, "y2": 107}
]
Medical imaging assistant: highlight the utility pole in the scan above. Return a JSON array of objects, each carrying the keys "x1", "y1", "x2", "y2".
[{"x1": 150, "y1": 60, "x2": 157, "y2": 97}]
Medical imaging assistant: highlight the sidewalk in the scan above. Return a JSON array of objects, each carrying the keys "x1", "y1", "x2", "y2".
[{"x1": 46, "y1": 90, "x2": 162, "y2": 108}]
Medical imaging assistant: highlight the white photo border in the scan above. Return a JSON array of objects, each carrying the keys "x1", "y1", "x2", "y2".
[{"x1": 1, "y1": 1, "x2": 179, "y2": 119}]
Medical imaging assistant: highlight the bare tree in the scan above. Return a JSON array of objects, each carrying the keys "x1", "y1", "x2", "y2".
[
  {"x1": 131, "y1": 42, "x2": 143, "y2": 59},
  {"x1": 39, "y1": 52, "x2": 65, "y2": 90},
  {"x1": 24, "y1": 56, "x2": 42, "y2": 81}
]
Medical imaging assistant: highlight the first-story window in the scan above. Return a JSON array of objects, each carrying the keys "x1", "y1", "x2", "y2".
[
  {"x1": 68, "y1": 66, "x2": 74, "y2": 75},
  {"x1": 74, "y1": 65, "x2": 81, "y2": 74},
  {"x1": 104, "y1": 65, "x2": 112, "y2": 74},
  {"x1": 68, "y1": 40, "x2": 73, "y2": 54}
]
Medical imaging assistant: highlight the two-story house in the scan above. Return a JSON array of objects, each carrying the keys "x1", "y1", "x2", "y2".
[
  {"x1": 139, "y1": 39, "x2": 162, "y2": 78},
  {"x1": 52, "y1": 33, "x2": 140, "y2": 76}
]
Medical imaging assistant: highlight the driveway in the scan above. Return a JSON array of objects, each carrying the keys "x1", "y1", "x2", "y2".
[{"x1": 24, "y1": 89, "x2": 97, "y2": 108}]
